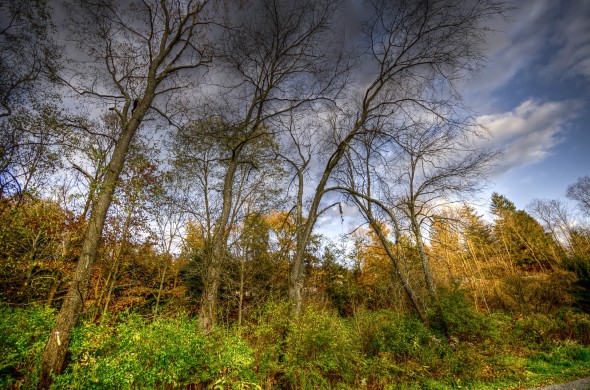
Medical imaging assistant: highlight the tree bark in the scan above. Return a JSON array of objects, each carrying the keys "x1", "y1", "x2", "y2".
[
  {"x1": 198, "y1": 149, "x2": 240, "y2": 331},
  {"x1": 39, "y1": 102, "x2": 148, "y2": 388},
  {"x1": 369, "y1": 217, "x2": 427, "y2": 323},
  {"x1": 288, "y1": 123, "x2": 364, "y2": 314},
  {"x1": 154, "y1": 262, "x2": 167, "y2": 314},
  {"x1": 410, "y1": 212, "x2": 447, "y2": 332},
  {"x1": 45, "y1": 272, "x2": 62, "y2": 308},
  {"x1": 39, "y1": 0, "x2": 209, "y2": 383}
]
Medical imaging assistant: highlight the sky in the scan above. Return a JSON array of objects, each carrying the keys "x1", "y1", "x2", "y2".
[
  {"x1": 30, "y1": 0, "x2": 589, "y2": 236},
  {"x1": 315, "y1": 0, "x2": 590, "y2": 237},
  {"x1": 462, "y1": 0, "x2": 590, "y2": 212}
]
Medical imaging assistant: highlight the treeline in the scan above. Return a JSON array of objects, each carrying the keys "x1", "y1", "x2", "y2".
[
  {"x1": 2, "y1": 185, "x2": 590, "y2": 321},
  {"x1": 1, "y1": 0, "x2": 590, "y2": 388},
  {"x1": 2, "y1": 185, "x2": 590, "y2": 389}
]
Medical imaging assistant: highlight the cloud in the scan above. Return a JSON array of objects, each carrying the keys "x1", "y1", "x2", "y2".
[
  {"x1": 463, "y1": 0, "x2": 590, "y2": 110},
  {"x1": 544, "y1": 2, "x2": 590, "y2": 80},
  {"x1": 477, "y1": 99, "x2": 581, "y2": 176}
]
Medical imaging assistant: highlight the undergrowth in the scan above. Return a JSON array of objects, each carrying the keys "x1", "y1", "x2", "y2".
[{"x1": 2, "y1": 292, "x2": 590, "y2": 389}]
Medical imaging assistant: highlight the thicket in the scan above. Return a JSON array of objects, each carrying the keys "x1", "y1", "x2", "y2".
[
  {"x1": 2, "y1": 290, "x2": 590, "y2": 389},
  {"x1": 3, "y1": 188, "x2": 590, "y2": 388}
]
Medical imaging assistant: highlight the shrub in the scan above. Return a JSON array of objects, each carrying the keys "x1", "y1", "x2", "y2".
[
  {"x1": 562, "y1": 310, "x2": 590, "y2": 345},
  {"x1": 283, "y1": 305, "x2": 362, "y2": 388},
  {"x1": 496, "y1": 272, "x2": 576, "y2": 314},
  {"x1": 354, "y1": 309, "x2": 431, "y2": 359},
  {"x1": 0, "y1": 304, "x2": 55, "y2": 389},
  {"x1": 53, "y1": 313, "x2": 213, "y2": 389},
  {"x1": 436, "y1": 288, "x2": 496, "y2": 342},
  {"x1": 563, "y1": 256, "x2": 590, "y2": 309},
  {"x1": 207, "y1": 329, "x2": 259, "y2": 389},
  {"x1": 245, "y1": 300, "x2": 292, "y2": 385}
]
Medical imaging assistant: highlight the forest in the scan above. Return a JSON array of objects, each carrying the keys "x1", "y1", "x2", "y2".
[{"x1": 1, "y1": 0, "x2": 590, "y2": 389}]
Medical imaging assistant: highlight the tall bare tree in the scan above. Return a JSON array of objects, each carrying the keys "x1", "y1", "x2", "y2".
[
  {"x1": 287, "y1": 0, "x2": 507, "y2": 313},
  {"x1": 336, "y1": 131, "x2": 428, "y2": 321},
  {"x1": 528, "y1": 198, "x2": 575, "y2": 255},
  {"x1": 39, "y1": 0, "x2": 212, "y2": 386},
  {"x1": 386, "y1": 120, "x2": 496, "y2": 313},
  {"x1": 172, "y1": 116, "x2": 284, "y2": 329},
  {"x1": 181, "y1": 0, "x2": 346, "y2": 330}
]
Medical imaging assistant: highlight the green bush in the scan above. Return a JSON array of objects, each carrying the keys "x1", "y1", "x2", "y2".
[
  {"x1": 3, "y1": 300, "x2": 590, "y2": 389},
  {"x1": 53, "y1": 313, "x2": 213, "y2": 389},
  {"x1": 207, "y1": 329, "x2": 259, "y2": 389},
  {"x1": 436, "y1": 288, "x2": 496, "y2": 342},
  {"x1": 0, "y1": 304, "x2": 55, "y2": 389},
  {"x1": 509, "y1": 309, "x2": 590, "y2": 351},
  {"x1": 561, "y1": 310, "x2": 590, "y2": 345},
  {"x1": 562, "y1": 256, "x2": 590, "y2": 309},
  {"x1": 354, "y1": 309, "x2": 431, "y2": 359},
  {"x1": 511, "y1": 313, "x2": 564, "y2": 347},
  {"x1": 246, "y1": 300, "x2": 292, "y2": 385},
  {"x1": 283, "y1": 305, "x2": 362, "y2": 388}
]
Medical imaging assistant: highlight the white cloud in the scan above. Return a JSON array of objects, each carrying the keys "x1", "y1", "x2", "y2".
[{"x1": 477, "y1": 99, "x2": 581, "y2": 176}]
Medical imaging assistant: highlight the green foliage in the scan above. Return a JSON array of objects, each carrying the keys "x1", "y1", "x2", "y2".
[
  {"x1": 355, "y1": 309, "x2": 432, "y2": 359},
  {"x1": 283, "y1": 305, "x2": 361, "y2": 388},
  {"x1": 246, "y1": 300, "x2": 291, "y2": 381},
  {"x1": 354, "y1": 307, "x2": 503, "y2": 387},
  {"x1": 563, "y1": 255, "x2": 590, "y2": 309},
  {"x1": 50, "y1": 313, "x2": 260, "y2": 390},
  {"x1": 491, "y1": 192, "x2": 516, "y2": 214},
  {"x1": 436, "y1": 288, "x2": 496, "y2": 342},
  {"x1": 490, "y1": 193, "x2": 561, "y2": 269},
  {"x1": 0, "y1": 304, "x2": 54, "y2": 389},
  {"x1": 496, "y1": 271, "x2": 577, "y2": 314},
  {"x1": 53, "y1": 313, "x2": 212, "y2": 389},
  {"x1": 207, "y1": 329, "x2": 258, "y2": 389},
  {"x1": 3, "y1": 302, "x2": 590, "y2": 389},
  {"x1": 511, "y1": 309, "x2": 590, "y2": 347},
  {"x1": 248, "y1": 302, "x2": 362, "y2": 388}
]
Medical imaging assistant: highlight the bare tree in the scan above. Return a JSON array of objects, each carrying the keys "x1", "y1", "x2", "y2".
[
  {"x1": 287, "y1": 0, "x2": 507, "y2": 314},
  {"x1": 567, "y1": 176, "x2": 590, "y2": 216},
  {"x1": 171, "y1": 116, "x2": 284, "y2": 329},
  {"x1": 527, "y1": 198, "x2": 576, "y2": 255},
  {"x1": 390, "y1": 121, "x2": 495, "y2": 292},
  {"x1": 330, "y1": 118, "x2": 496, "y2": 329},
  {"x1": 179, "y1": 0, "x2": 346, "y2": 330},
  {"x1": 150, "y1": 178, "x2": 186, "y2": 314},
  {"x1": 39, "y1": 0, "x2": 212, "y2": 386},
  {"x1": 0, "y1": 0, "x2": 59, "y2": 118},
  {"x1": 0, "y1": 106, "x2": 65, "y2": 200},
  {"x1": 337, "y1": 131, "x2": 428, "y2": 321}
]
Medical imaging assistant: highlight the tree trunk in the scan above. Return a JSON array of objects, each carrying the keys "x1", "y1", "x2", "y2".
[
  {"x1": 199, "y1": 242, "x2": 221, "y2": 332},
  {"x1": 410, "y1": 213, "x2": 447, "y2": 331},
  {"x1": 38, "y1": 102, "x2": 148, "y2": 389},
  {"x1": 102, "y1": 259, "x2": 120, "y2": 318},
  {"x1": 91, "y1": 267, "x2": 112, "y2": 322},
  {"x1": 19, "y1": 231, "x2": 42, "y2": 298},
  {"x1": 364, "y1": 209, "x2": 427, "y2": 323},
  {"x1": 198, "y1": 150, "x2": 240, "y2": 331},
  {"x1": 411, "y1": 216, "x2": 437, "y2": 299},
  {"x1": 154, "y1": 262, "x2": 167, "y2": 314},
  {"x1": 288, "y1": 124, "x2": 363, "y2": 314},
  {"x1": 45, "y1": 272, "x2": 62, "y2": 308},
  {"x1": 238, "y1": 255, "x2": 245, "y2": 328},
  {"x1": 288, "y1": 240, "x2": 307, "y2": 314},
  {"x1": 102, "y1": 208, "x2": 132, "y2": 318}
]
